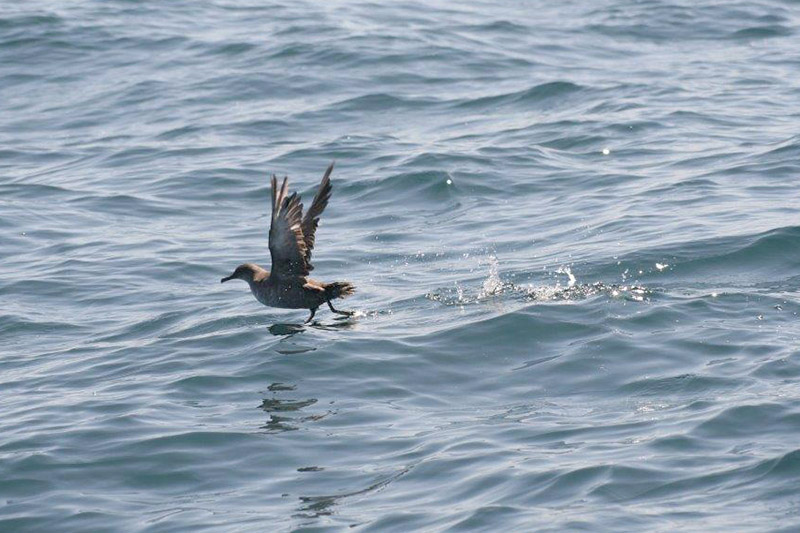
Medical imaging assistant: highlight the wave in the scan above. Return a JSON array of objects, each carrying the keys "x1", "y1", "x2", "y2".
[
  {"x1": 454, "y1": 81, "x2": 584, "y2": 110},
  {"x1": 604, "y1": 225, "x2": 800, "y2": 287},
  {"x1": 327, "y1": 93, "x2": 441, "y2": 112}
]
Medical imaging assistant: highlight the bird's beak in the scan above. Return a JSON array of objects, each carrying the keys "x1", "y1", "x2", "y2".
[{"x1": 220, "y1": 275, "x2": 233, "y2": 283}]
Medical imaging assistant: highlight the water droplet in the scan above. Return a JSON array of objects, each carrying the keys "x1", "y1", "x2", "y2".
[
  {"x1": 480, "y1": 255, "x2": 502, "y2": 296},
  {"x1": 556, "y1": 266, "x2": 577, "y2": 288}
]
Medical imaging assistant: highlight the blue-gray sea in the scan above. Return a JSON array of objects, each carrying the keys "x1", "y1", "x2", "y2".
[{"x1": 3, "y1": 1, "x2": 800, "y2": 531}]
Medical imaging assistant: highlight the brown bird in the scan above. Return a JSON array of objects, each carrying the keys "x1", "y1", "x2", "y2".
[{"x1": 221, "y1": 162, "x2": 355, "y2": 323}]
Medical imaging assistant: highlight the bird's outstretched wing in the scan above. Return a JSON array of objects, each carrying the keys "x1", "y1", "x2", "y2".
[
  {"x1": 301, "y1": 162, "x2": 334, "y2": 264},
  {"x1": 269, "y1": 175, "x2": 310, "y2": 277}
]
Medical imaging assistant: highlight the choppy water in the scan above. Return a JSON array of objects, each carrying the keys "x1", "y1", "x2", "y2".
[{"x1": 3, "y1": 1, "x2": 800, "y2": 531}]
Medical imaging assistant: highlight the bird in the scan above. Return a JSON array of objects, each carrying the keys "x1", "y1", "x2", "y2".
[{"x1": 221, "y1": 162, "x2": 355, "y2": 323}]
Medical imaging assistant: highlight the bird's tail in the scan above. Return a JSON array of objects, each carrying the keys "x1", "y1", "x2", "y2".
[{"x1": 325, "y1": 281, "x2": 355, "y2": 300}]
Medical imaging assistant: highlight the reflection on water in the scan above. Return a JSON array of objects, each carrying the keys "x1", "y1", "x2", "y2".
[
  {"x1": 268, "y1": 316, "x2": 359, "y2": 337},
  {"x1": 267, "y1": 383, "x2": 295, "y2": 392},
  {"x1": 295, "y1": 466, "x2": 413, "y2": 520},
  {"x1": 260, "y1": 398, "x2": 318, "y2": 412},
  {"x1": 296, "y1": 494, "x2": 337, "y2": 519},
  {"x1": 259, "y1": 383, "x2": 330, "y2": 433},
  {"x1": 268, "y1": 323, "x2": 305, "y2": 336},
  {"x1": 260, "y1": 413, "x2": 300, "y2": 433}
]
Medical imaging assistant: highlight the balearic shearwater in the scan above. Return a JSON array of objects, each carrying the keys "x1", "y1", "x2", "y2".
[{"x1": 221, "y1": 163, "x2": 355, "y2": 323}]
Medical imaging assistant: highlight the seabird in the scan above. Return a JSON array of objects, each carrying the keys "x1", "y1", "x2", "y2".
[{"x1": 221, "y1": 162, "x2": 355, "y2": 323}]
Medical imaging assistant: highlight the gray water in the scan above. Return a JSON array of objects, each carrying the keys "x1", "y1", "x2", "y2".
[{"x1": 3, "y1": 1, "x2": 800, "y2": 531}]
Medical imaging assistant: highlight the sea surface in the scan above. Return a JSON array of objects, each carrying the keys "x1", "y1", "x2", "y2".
[{"x1": 3, "y1": 1, "x2": 800, "y2": 531}]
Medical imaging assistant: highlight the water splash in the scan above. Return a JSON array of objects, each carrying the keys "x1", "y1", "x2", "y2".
[
  {"x1": 480, "y1": 255, "x2": 502, "y2": 297},
  {"x1": 428, "y1": 258, "x2": 650, "y2": 307},
  {"x1": 455, "y1": 281, "x2": 465, "y2": 303},
  {"x1": 556, "y1": 266, "x2": 577, "y2": 288}
]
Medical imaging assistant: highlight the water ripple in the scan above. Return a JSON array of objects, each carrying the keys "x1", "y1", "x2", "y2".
[{"x1": 3, "y1": 0, "x2": 800, "y2": 531}]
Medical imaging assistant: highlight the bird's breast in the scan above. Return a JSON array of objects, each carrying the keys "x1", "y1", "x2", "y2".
[{"x1": 250, "y1": 280, "x2": 307, "y2": 309}]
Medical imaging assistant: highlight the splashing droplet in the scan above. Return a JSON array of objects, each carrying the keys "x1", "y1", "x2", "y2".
[
  {"x1": 455, "y1": 281, "x2": 465, "y2": 303},
  {"x1": 480, "y1": 255, "x2": 502, "y2": 296}
]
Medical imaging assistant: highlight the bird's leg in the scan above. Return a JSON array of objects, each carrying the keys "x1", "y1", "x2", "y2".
[
  {"x1": 305, "y1": 307, "x2": 317, "y2": 323},
  {"x1": 327, "y1": 300, "x2": 354, "y2": 316}
]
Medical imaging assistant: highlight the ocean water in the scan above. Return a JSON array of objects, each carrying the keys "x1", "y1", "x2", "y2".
[{"x1": 3, "y1": 0, "x2": 800, "y2": 531}]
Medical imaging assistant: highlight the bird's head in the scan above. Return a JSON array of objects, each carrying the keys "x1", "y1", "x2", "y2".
[{"x1": 221, "y1": 263, "x2": 267, "y2": 284}]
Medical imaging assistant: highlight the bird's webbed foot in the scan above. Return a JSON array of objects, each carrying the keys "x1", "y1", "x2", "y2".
[{"x1": 327, "y1": 300, "x2": 354, "y2": 316}]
